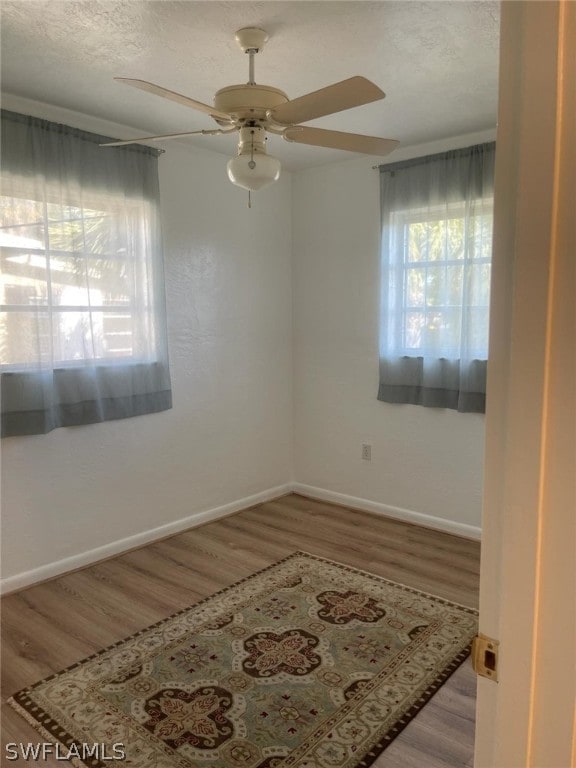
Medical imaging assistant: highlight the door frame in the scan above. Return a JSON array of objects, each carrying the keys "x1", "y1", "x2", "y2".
[{"x1": 475, "y1": 2, "x2": 575, "y2": 766}]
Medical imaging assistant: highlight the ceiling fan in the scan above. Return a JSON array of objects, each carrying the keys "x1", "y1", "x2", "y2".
[{"x1": 101, "y1": 27, "x2": 399, "y2": 192}]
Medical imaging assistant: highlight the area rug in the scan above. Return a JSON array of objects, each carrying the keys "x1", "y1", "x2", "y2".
[{"x1": 9, "y1": 551, "x2": 477, "y2": 768}]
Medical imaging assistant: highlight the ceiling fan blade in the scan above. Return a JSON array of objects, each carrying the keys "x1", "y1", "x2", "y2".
[
  {"x1": 283, "y1": 126, "x2": 399, "y2": 156},
  {"x1": 115, "y1": 78, "x2": 233, "y2": 122},
  {"x1": 100, "y1": 128, "x2": 235, "y2": 148},
  {"x1": 270, "y1": 76, "x2": 384, "y2": 126}
]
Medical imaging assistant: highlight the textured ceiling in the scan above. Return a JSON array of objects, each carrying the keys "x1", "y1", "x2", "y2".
[{"x1": 0, "y1": 1, "x2": 500, "y2": 170}]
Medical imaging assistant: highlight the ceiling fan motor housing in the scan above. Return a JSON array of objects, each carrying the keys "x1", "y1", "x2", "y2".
[{"x1": 213, "y1": 84, "x2": 288, "y2": 125}]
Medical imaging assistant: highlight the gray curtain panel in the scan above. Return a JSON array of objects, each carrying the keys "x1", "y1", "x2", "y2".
[
  {"x1": 0, "y1": 110, "x2": 172, "y2": 436},
  {"x1": 378, "y1": 142, "x2": 496, "y2": 413}
]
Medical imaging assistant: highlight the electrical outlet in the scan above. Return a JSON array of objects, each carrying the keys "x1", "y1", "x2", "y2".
[{"x1": 362, "y1": 443, "x2": 372, "y2": 461}]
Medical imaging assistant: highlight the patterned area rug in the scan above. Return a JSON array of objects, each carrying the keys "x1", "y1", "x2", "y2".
[{"x1": 9, "y1": 552, "x2": 477, "y2": 768}]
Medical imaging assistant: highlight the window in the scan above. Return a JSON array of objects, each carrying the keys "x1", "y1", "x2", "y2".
[
  {"x1": 379, "y1": 143, "x2": 495, "y2": 413},
  {"x1": 388, "y1": 201, "x2": 493, "y2": 358},
  {"x1": 1, "y1": 195, "x2": 158, "y2": 367},
  {"x1": 0, "y1": 110, "x2": 172, "y2": 436}
]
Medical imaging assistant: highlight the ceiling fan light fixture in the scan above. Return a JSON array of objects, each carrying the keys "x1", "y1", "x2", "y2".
[
  {"x1": 226, "y1": 128, "x2": 281, "y2": 191},
  {"x1": 227, "y1": 152, "x2": 281, "y2": 191}
]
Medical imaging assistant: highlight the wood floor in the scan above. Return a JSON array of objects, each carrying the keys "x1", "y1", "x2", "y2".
[{"x1": 1, "y1": 493, "x2": 480, "y2": 768}]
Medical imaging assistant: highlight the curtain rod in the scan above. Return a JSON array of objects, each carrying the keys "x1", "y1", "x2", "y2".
[{"x1": 372, "y1": 141, "x2": 496, "y2": 172}]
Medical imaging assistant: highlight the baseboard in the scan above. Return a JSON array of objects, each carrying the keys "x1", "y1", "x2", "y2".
[
  {"x1": 0, "y1": 484, "x2": 292, "y2": 596},
  {"x1": 292, "y1": 483, "x2": 482, "y2": 541},
  {"x1": 1, "y1": 481, "x2": 481, "y2": 595}
]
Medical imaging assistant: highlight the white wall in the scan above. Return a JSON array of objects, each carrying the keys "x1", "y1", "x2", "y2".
[
  {"x1": 292, "y1": 130, "x2": 495, "y2": 535},
  {"x1": 0, "y1": 96, "x2": 293, "y2": 588}
]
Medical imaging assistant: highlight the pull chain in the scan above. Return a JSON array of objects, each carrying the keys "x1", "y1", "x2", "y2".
[
  {"x1": 249, "y1": 129, "x2": 255, "y2": 169},
  {"x1": 248, "y1": 129, "x2": 255, "y2": 207}
]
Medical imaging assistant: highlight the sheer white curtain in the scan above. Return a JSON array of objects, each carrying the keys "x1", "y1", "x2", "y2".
[
  {"x1": 0, "y1": 110, "x2": 172, "y2": 436},
  {"x1": 378, "y1": 143, "x2": 495, "y2": 413}
]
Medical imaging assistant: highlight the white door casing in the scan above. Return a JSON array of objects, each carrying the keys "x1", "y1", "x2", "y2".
[{"x1": 475, "y1": 2, "x2": 576, "y2": 766}]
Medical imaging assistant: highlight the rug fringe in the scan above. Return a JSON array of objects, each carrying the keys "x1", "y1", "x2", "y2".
[{"x1": 7, "y1": 696, "x2": 90, "y2": 768}]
